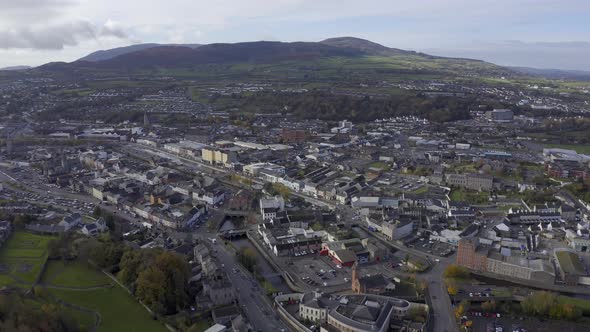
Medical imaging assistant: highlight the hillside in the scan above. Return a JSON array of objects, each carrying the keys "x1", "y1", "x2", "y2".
[
  {"x1": 320, "y1": 37, "x2": 420, "y2": 57},
  {"x1": 35, "y1": 37, "x2": 514, "y2": 81},
  {"x1": 0, "y1": 65, "x2": 32, "y2": 71},
  {"x1": 78, "y1": 43, "x2": 201, "y2": 62}
]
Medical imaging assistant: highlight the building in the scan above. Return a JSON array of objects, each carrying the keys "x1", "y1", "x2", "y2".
[
  {"x1": 457, "y1": 238, "x2": 555, "y2": 283},
  {"x1": 351, "y1": 262, "x2": 395, "y2": 295},
  {"x1": 201, "y1": 148, "x2": 237, "y2": 167},
  {"x1": 446, "y1": 173, "x2": 494, "y2": 191},
  {"x1": 325, "y1": 294, "x2": 411, "y2": 332},
  {"x1": 57, "y1": 213, "x2": 82, "y2": 231},
  {"x1": 259, "y1": 196, "x2": 285, "y2": 221},
  {"x1": 456, "y1": 238, "x2": 489, "y2": 272},
  {"x1": 278, "y1": 293, "x2": 424, "y2": 332},
  {"x1": 321, "y1": 239, "x2": 369, "y2": 266},
  {"x1": 488, "y1": 109, "x2": 514, "y2": 122},
  {"x1": 486, "y1": 252, "x2": 555, "y2": 284},
  {"x1": 554, "y1": 250, "x2": 586, "y2": 286},
  {"x1": 203, "y1": 273, "x2": 236, "y2": 306},
  {"x1": 282, "y1": 128, "x2": 309, "y2": 143},
  {"x1": 81, "y1": 219, "x2": 107, "y2": 236},
  {"x1": 299, "y1": 292, "x2": 337, "y2": 323},
  {"x1": 258, "y1": 226, "x2": 323, "y2": 257}
]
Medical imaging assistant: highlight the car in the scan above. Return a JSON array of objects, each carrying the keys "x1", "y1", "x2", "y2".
[{"x1": 469, "y1": 293, "x2": 473, "y2": 297}]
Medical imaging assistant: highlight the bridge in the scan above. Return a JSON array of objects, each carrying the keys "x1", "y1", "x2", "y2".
[
  {"x1": 220, "y1": 229, "x2": 248, "y2": 240},
  {"x1": 220, "y1": 209, "x2": 250, "y2": 218}
]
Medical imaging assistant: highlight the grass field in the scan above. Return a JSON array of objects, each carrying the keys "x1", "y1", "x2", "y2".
[
  {"x1": 41, "y1": 258, "x2": 165, "y2": 332},
  {"x1": 0, "y1": 231, "x2": 53, "y2": 287},
  {"x1": 558, "y1": 296, "x2": 590, "y2": 315},
  {"x1": 368, "y1": 161, "x2": 391, "y2": 170},
  {"x1": 449, "y1": 188, "x2": 490, "y2": 204},
  {"x1": 50, "y1": 287, "x2": 165, "y2": 332},
  {"x1": 42, "y1": 260, "x2": 113, "y2": 288}
]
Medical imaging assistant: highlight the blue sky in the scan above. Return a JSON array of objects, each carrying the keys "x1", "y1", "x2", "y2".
[{"x1": 0, "y1": 0, "x2": 589, "y2": 70}]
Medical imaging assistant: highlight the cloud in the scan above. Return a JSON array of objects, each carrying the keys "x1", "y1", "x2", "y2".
[
  {"x1": 423, "y1": 40, "x2": 590, "y2": 71},
  {"x1": 0, "y1": 0, "x2": 73, "y2": 25},
  {"x1": 100, "y1": 19, "x2": 128, "y2": 39},
  {"x1": 0, "y1": 20, "x2": 128, "y2": 50}
]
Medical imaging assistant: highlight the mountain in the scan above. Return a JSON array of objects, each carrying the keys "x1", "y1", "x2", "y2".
[
  {"x1": 91, "y1": 41, "x2": 365, "y2": 68},
  {"x1": 36, "y1": 37, "x2": 511, "y2": 80},
  {"x1": 510, "y1": 66, "x2": 590, "y2": 81},
  {"x1": 78, "y1": 43, "x2": 201, "y2": 62},
  {"x1": 320, "y1": 37, "x2": 420, "y2": 57},
  {"x1": 0, "y1": 65, "x2": 31, "y2": 71}
]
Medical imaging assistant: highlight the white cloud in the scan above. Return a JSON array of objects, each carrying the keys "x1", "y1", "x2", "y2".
[{"x1": 0, "y1": 0, "x2": 589, "y2": 69}]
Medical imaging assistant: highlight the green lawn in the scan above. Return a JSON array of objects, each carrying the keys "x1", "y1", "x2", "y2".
[
  {"x1": 61, "y1": 306, "x2": 97, "y2": 331},
  {"x1": 449, "y1": 188, "x2": 490, "y2": 204},
  {"x1": 368, "y1": 161, "x2": 390, "y2": 170},
  {"x1": 0, "y1": 231, "x2": 52, "y2": 258},
  {"x1": 50, "y1": 287, "x2": 166, "y2": 332},
  {"x1": 558, "y1": 295, "x2": 590, "y2": 315},
  {"x1": 43, "y1": 260, "x2": 112, "y2": 288},
  {"x1": 0, "y1": 231, "x2": 53, "y2": 287}
]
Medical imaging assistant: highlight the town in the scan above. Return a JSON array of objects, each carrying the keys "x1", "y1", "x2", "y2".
[{"x1": 1, "y1": 65, "x2": 590, "y2": 332}]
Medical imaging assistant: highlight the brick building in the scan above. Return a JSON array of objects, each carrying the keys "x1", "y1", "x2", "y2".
[
  {"x1": 281, "y1": 128, "x2": 309, "y2": 143},
  {"x1": 456, "y1": 238, "x2": 489, "y2": 272}
]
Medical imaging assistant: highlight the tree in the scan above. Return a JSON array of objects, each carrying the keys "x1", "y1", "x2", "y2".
[
  {"x1": 454, "y1": 300, "x2": 470, "y2": 320},
  {"x1": 444, "y1": 265, "x2": 470, "y2": 279},
  {"x1": 481, "y1": 300, "x2": 497, "y2": 312},
  {"x1": 447, "y1": 284, "x2": 458, "y2": 296},
  {"x1": 136, "y1": 266, "x2": 167, "y2": 314},
  {"x1": 238, "y1": 247, "x2": 258, "y2": 273},
  {"x1": 90, "y1": 240, "x2": 124, "y2": 268}
]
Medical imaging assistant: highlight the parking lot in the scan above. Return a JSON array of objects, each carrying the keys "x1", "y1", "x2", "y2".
[
  {"x1": 289, "y1": 255, "x2": 351, "y2": 288},
  {"x1": 408, "y1": 236, "x2": 454, "y2": 257},
  {"x1": 468, "y1": 315, "x2": 590, "y2": 332}
]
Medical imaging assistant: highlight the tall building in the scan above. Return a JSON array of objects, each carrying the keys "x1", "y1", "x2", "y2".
[{"x1": 456, "y1": 238, "x2": 488, "y2": 272}]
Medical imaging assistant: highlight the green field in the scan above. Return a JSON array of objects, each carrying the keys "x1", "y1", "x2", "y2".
[
  {"x1": 0, "y1": 231, "x2": 53, "y2": 287},
  {"x1": 41, "y1": 258, "x2": 166, "y2": 332},
  {"x1": 558, "y1": 295, "x2": 590, "y2": 315},
  {"x1": 368, "y1": 161, "x2": 391, "y2": 170},
  {"x1": 449, "y1": 188, "x2": 490, "y2": 204},
  {"x1": 42, "y1": 260, "x2": 113, "y2": 288},
  {"x1": 50, "y1": 287, "x2": 165, "y2": 332}
]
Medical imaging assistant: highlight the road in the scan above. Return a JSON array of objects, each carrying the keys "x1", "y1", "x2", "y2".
[
  {"x1": 356, "y1": 221, "x2": 459, "y2": 332},
  {"x1": 0, "y1": 165, "x2": 144, "y2": 226},
  {"x1": 198, "y1": 228, "x2": 290, "y2": 332},
  {"x1": 423, "y1": 256, "x2": 460, "y2": 332}
]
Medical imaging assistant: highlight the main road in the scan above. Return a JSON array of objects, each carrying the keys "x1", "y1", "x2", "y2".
[{"x1": 196, "y1": 227, "x2": 290, "y2": 332}]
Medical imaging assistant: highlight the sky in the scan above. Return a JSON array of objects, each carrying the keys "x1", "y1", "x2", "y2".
[{"x1": 1, "y1": 0, "x2": 590, "y2": 70}]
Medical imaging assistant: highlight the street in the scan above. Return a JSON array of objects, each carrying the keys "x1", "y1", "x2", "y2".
[{"x1": 198, "y1": 228, "x2": 291, "y2": 332}]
